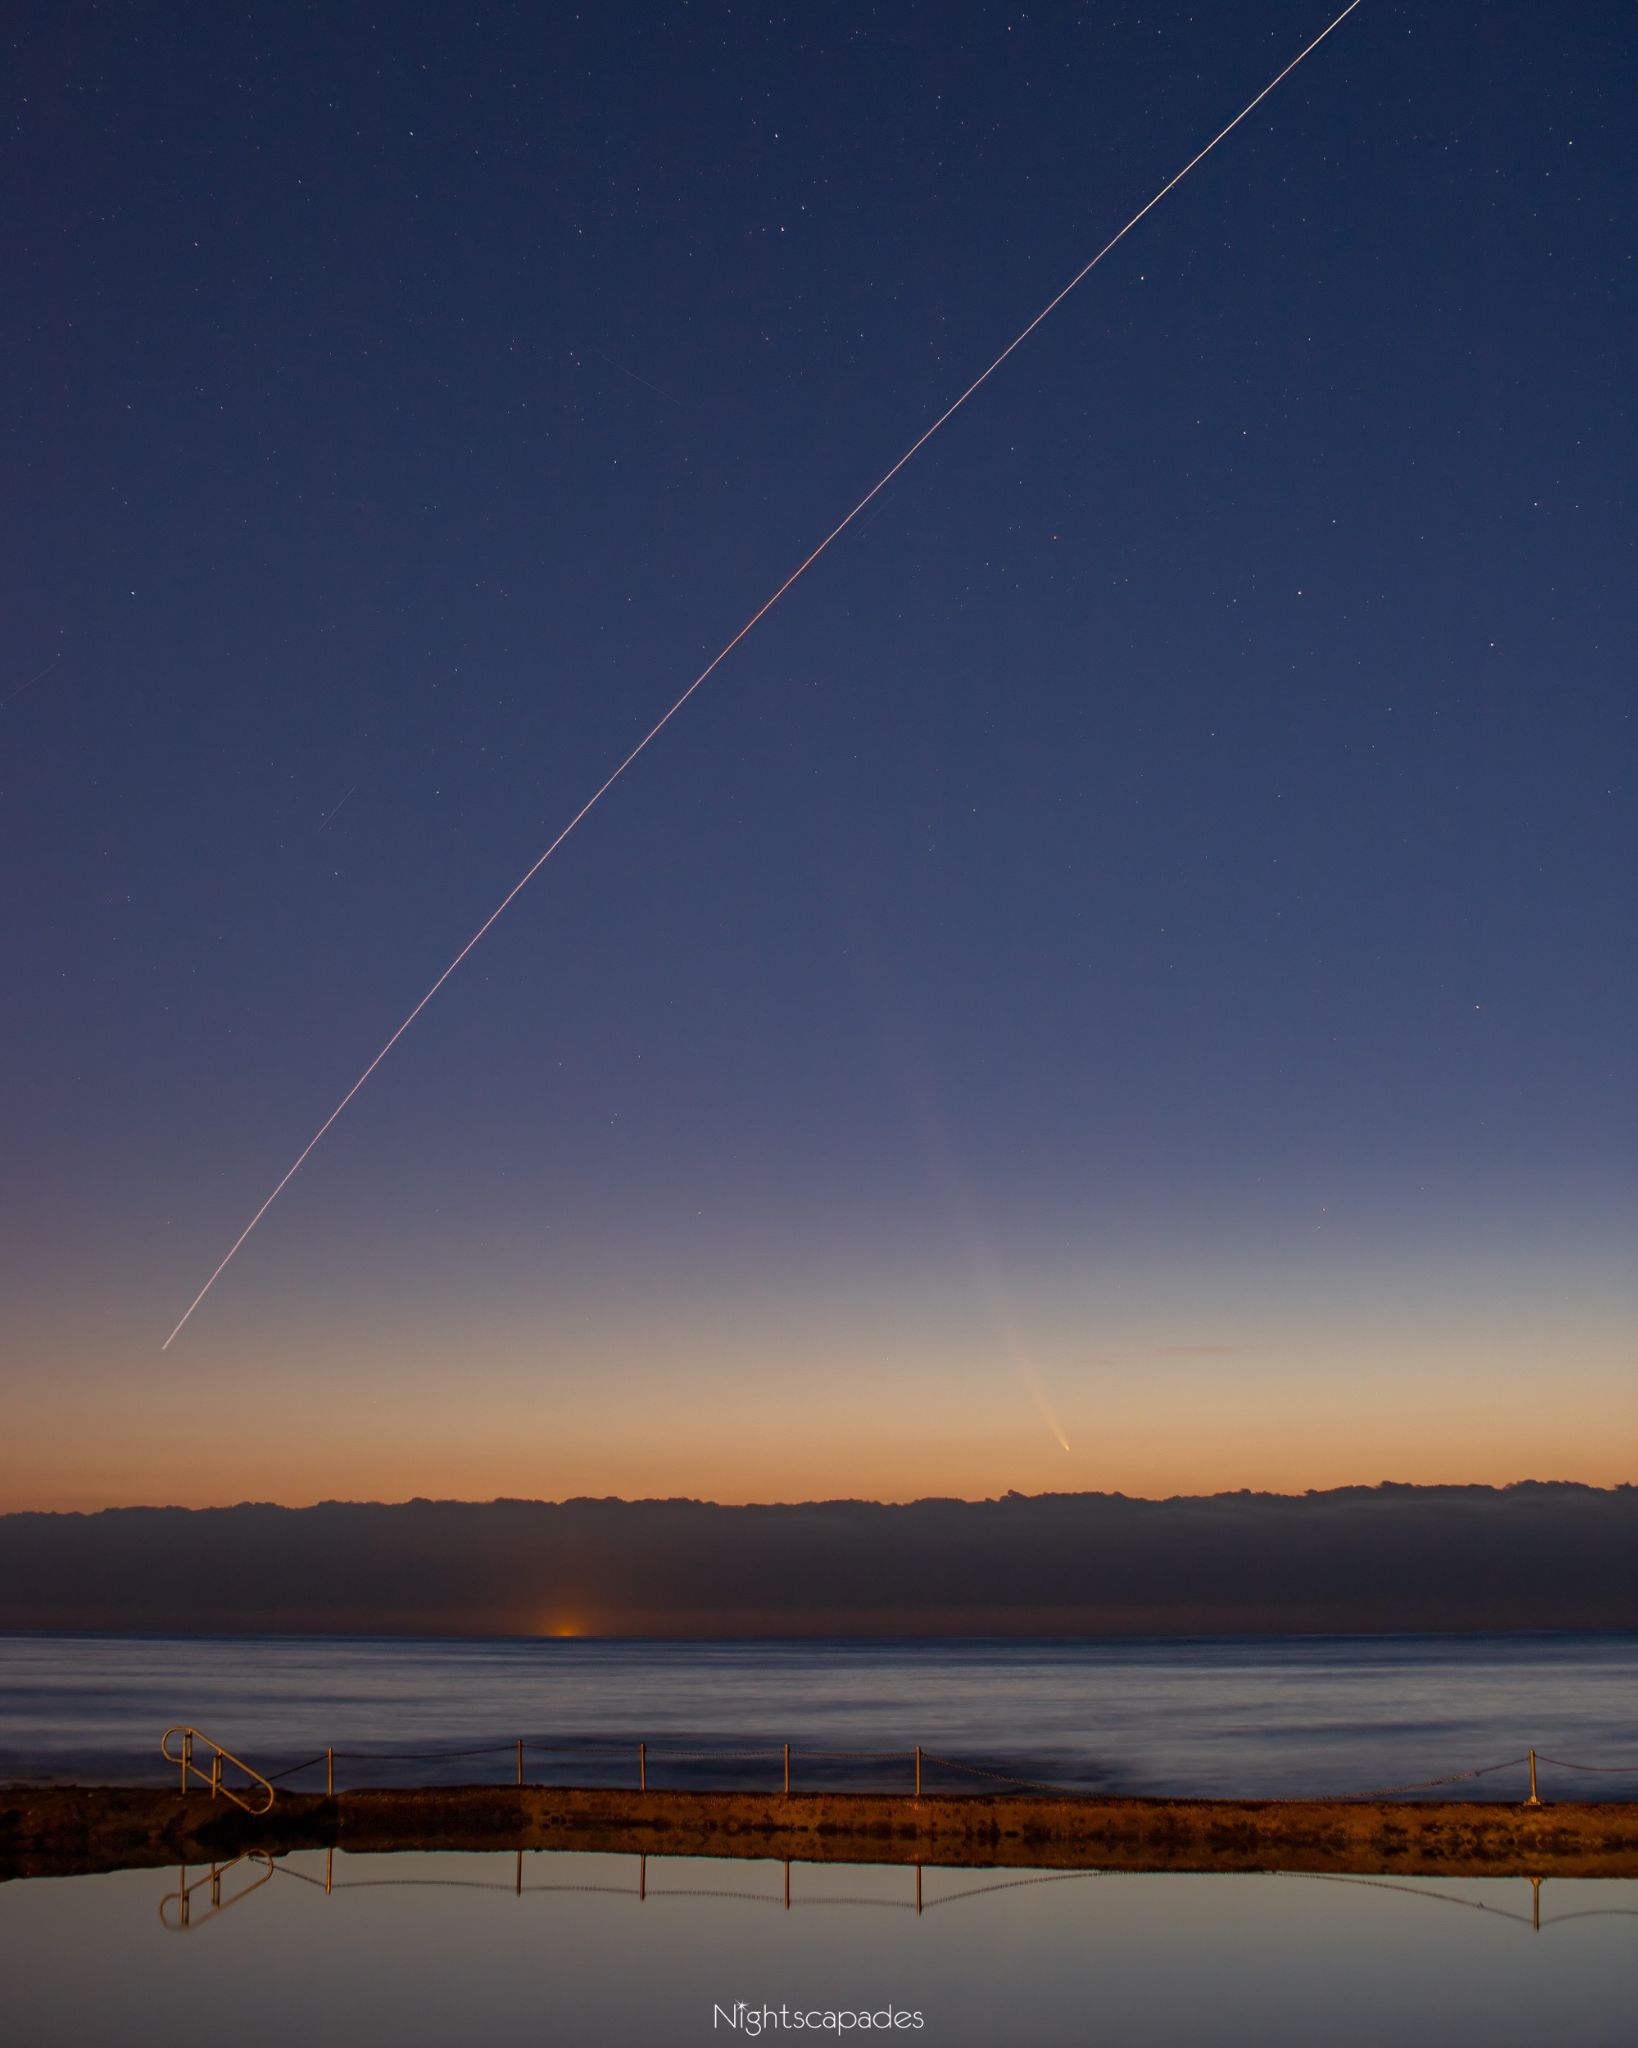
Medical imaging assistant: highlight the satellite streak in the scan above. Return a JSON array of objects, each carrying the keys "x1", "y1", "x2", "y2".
[{"x1": 163, "y1": 0, "x2": 1367, "y2": 1349}]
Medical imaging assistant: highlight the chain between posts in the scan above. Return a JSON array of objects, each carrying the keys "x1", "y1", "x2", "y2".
[{"x1": 183, "y1": 1735, "x2": 1638, "y2": 1805}]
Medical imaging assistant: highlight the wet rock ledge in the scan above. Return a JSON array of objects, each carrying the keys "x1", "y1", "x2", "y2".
[{"x1": 4, "y1": 1783, "x2": 1636, "y2": 1882}]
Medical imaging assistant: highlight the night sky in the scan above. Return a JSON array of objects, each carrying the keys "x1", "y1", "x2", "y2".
[{"x1": 4, "y1": 1, "x2": 1633, "y2": 1511}]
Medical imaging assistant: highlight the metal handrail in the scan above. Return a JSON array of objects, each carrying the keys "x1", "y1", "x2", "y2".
[
  {"x1": 159, "y1": 1852, "x2": 277, "y2": 1931},
  {"x1": 161, "y1": 1725, "x2": 276, "y2": 1815}
]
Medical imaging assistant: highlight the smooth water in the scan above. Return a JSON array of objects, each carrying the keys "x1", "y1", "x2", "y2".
[
  {"x1": 3, "y1": 1849, "x2": 1634, "y2": 2047},
  {"x1": 2, "y1": 1631, "x2": 1634, "y2": 1798}
]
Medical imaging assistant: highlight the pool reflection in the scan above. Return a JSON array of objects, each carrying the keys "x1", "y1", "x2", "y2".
[
  {"x1": 6, "y1": 1849, "x2": 1632, "y2": 2047},
  {"x1": 157, "y1": 1849, "x2": 1601, "y2": 1939}
]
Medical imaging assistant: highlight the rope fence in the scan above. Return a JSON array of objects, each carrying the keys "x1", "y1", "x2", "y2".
[
  {"x1": 226, "y1": 1735, "x2": 1638, "y2": 1806},
  {"x1": 1533, "y1": 1753, "x2": 1638, "y2": 1774}
]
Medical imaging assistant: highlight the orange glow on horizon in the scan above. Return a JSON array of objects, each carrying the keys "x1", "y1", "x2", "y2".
[
  {"x1": 7, "y1": 1275, "x2": 1634, "y2": 1513},
  {"x1": 3, "y1": 1424, "x2": 1633, "y2": 1516}
]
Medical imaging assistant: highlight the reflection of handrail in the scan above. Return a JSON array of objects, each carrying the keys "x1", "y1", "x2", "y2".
[
  {"x1": 160, "y1": 1725, "x2": 276, "y2": 1815},
  {"x1": 159, "y1": 1853, "x2": 276, "y2": 1931}
]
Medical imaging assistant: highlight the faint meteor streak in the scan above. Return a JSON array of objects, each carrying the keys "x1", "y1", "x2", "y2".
[
  {"x1": 601, "y1": 354, "x2": 680, "y2": 405},
  {"x1": 316, "y1": 783, "x2": 358, "y2": 834},
  {"x1": 1, "y1": 655, "x2": 63, "y2": 709},
  {"x1": 163, "y1": 0, "x2": 1368, "y2": 1348}
]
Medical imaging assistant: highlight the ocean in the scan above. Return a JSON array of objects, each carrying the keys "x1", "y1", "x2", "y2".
[{"x1": 2, "y1": 1628, "x2": 1633, "y2": 1799}]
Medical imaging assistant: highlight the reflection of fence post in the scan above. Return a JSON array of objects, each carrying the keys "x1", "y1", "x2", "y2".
[
  {"x1": 639, "y1": 1741, "x2": 647, "y2": 1792},
  {"x1": 1531, "y1": 1874, "x2": 1541, "y2": 1931},
  {"x1": 326, "y1": 1746, "x2": 334, "y2": 1798},
  {"x1": 784, "y1": 1743, "x2": 791, "y2": 1797},
  {"x1": 916, "y1": 1863, "x2": 922, "y2": 1915},
  {"x1": 915, "y1": 1745, "x2": 922, "y2": 1800},
  {"x1": 784, "y1": 1859, "x2": 790, "y2": 1911},
  {"x1": 640, "y1": 1851, "x2": 647, "y2": 1902},
  {"x1": 1527, "y1": 1749, "x2": 1540, "y2": 1805}
]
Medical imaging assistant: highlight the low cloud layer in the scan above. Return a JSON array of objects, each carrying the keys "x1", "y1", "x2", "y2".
[{"x1": 0, "y1": 1483, "x2": 1631, "y2": 1638}]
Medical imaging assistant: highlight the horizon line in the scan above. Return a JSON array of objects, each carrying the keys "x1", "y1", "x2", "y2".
[{"x1": 5, "y1": 1476, "x2": 1633, "y2": 1518}]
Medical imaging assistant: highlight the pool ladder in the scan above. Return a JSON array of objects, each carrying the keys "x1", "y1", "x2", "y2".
[{"x1": 161, "y1": 1725, "x2": 276, "y2": 1815}]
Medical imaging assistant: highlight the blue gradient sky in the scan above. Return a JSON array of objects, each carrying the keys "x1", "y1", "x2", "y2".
[{"x1": 3, "y1": 0, "x2": 1633, "y2": 1508}]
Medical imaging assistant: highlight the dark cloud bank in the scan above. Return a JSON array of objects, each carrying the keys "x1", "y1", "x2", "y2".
[{"x1": 1, "y1": 1485, "x2": 1632, "y2": 1637}]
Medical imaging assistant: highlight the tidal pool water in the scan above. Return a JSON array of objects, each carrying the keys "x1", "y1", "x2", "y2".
[{"x1": 3, "y1": 1850, "x2": 1633, "y2": 2047}]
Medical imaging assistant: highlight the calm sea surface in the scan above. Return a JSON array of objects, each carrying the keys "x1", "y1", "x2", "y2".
[
  {"x1": 4, "y1": 1851, "x2": 1634, "y2": 2048},
  {"x1": 1, "y1": 1630, "x2": 1633, "y2": 1798},
  {"x1": 4, "y1": 1635, "x2": 1634, "y2": 2043}
]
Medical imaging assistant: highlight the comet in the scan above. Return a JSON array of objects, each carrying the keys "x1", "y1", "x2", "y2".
[{"x1": 163, "y1": 0, "x2": 1369, "y2": 1349}]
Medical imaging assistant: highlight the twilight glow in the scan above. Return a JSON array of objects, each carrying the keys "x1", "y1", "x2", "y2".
[{"x1": 2, "y1": 0, "x2": 1633, "y2": 1515}]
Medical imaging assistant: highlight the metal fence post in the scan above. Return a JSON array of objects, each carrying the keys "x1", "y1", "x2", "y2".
[
  {"x1": 326, "y1": 1746, "x2": 334, "y2": 1798},
  {"x1": 517, "y1": 1739, "x2": 523, "y2": 1787},
  {"x1": 639, "y1": 1740, "x2": 647, "y2": 1792},
  {"x1": 1527, "y1": 1748, "x2": 1540, "y2": 1805},
  {"x1": 784, "y1": 1742, "x2": 791, "y2": 1797},
  {"x1": 915, "y1": 1744, "x2": 922, "y2": 1800}
]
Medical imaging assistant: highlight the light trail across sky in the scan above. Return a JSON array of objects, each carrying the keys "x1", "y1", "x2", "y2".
[
  {"x1": 163, "y1": 0, "x2": 1369, "y2": 1349},
  {"x1": 1, "y1": 655, "x2": 63, "y2": 710}
]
